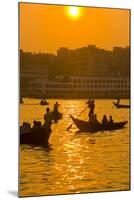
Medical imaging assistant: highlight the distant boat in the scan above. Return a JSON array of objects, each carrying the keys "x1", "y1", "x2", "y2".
[
  {"x1": 70, "y1": 115, "x2": 127, "y2": 133},
  {"x1": 113, "y1": 101, "x2": 130, "y2": 109},
  {"x1": 20, "y1": 126, "x2": 51, "y2": 145},
  {"x1": 40, "y1": 100, "x2": 49, "y2": 106}
]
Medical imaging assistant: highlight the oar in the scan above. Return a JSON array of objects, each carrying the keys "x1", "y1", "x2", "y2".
[{"x1": 66, "y1": 105, "x2": 88, "y2": 131}]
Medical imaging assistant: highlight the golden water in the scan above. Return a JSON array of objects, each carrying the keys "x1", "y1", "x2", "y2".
[{"x1": 19, "y1": 99, "x2": 130, "y2": 197}]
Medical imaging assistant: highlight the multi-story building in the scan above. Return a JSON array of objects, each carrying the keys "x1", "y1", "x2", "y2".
[
  {"x1": 20, "y1": 65, "x2": 48, "y2": 96},
  {"x1": 29, "y1": 75, "x2": 130, "y2": 98},
  {"x1": 57, "y1": 45, "x2": 130, "y2": 76},
  {"x1": 20, "y1": 45, "x2": 130, "y2": 98}
]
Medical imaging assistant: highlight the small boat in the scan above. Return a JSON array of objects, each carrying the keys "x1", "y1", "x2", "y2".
[
  {"x1": 40, "y1": 101, "x2": 49, "y2": 106},
  {"x1": 113, "y1": 102, "x2": 130, "y2": 109},
  {"x1": 20, "y1": 126, "x2": 52, "y2": 145},
  {"x1": 70, "y1": 115, "x2": 128, "y2": 133},
  {"x1": 52, "y1": 112, "x2": 63, "y2": 121}
]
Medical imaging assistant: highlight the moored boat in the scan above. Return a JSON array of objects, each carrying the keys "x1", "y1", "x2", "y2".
[
  {"x1": 20, "y1": 126, "x2": 52, "y2": 145},
  {"x1": 70, "y1": 115, "x2": 127, "y2": 133},
  {"x1": 113, "y1": 101, "x2": 130, "y2": 108}
]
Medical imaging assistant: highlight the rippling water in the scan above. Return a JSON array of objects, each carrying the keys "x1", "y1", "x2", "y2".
[{"x1": 19, "y1": 99, "x2": 130, "y2": 197}]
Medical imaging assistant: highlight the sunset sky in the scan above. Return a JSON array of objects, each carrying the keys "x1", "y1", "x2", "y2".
[{"x1": 19, "y1": 3, "x2": 130, "y2": 54}]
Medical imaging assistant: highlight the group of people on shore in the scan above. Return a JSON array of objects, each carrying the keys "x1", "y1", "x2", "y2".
[{"x1": 87, "y1": 99, "x2": 114, "y2": 127}]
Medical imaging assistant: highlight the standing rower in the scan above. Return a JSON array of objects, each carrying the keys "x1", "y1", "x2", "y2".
[{"x1": 44, "y1": 107, "x2": 53, "y2": 132}]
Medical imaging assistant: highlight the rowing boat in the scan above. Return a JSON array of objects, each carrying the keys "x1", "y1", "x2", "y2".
[
  {"x1": 70, "y1": 115, "x2": 127, "y2": 133},
  {"x1": 113, "y1": 102, "x2": 130, "y2": 109},
  {"x1": 40, "y1": 101, "x2": 49, "y2": 106},
  {"x1": 20, "y1": 126, "x2": 51, "y2": 145}
]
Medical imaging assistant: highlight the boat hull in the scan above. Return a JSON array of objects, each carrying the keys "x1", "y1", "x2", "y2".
[
  {"x1": 70, "y1": 115, "x2": 128, "y2": 133},
  {"x1": 113, "y1": 102, "x2": 130, "y2": 108},
  {"x1": 40, "y1": 102, "x2": 49, "y2": 106},
  {"x1": 52, "y1": 112, "x2": 63, "y2": 121},
  {"x1": 20, "y1": 127, "x2": 51, "y2": 145}
]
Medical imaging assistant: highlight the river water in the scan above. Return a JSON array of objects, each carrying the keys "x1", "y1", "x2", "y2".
[{"x1": 19, "y1": 99, "x2": 130, "y2": 197}]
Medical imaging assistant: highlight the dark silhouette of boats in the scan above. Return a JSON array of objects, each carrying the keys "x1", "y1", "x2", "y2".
[
  {"x1": 52, "y1": 112, "x2": 63, "y2": 122},
  {"x1": 20, "y1": 126, "x2": 51, "y2": 145},
  {"x1": 70, "y1": 115, "x2": 127, "y2": 133},
  {"x1": 40, "y1": 100, "x2": 49, "y2": 105},
  {"x1": 113, "y1": 101, "x2": 130, "y2": 109}
]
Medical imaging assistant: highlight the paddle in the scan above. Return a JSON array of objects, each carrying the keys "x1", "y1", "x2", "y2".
[{"x1": 66, "y1": 105, "x2": 88, "y2": 131}]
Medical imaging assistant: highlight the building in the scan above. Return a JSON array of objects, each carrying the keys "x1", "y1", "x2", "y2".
[
  {"x1": 20, "y1": 65, "x2": 49, "y2": 96},
  {"x1": 29, "y1": 75, "x2": 130, "y2": 98},
  {"x1": 56, "y1": 45, "x2": 129, "y2": 76},
  {"x1": 20, "y1": 45, "x2": 130, "y2": 98}
]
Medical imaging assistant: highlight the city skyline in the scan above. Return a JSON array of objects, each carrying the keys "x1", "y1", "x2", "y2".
[
  {"x1": 19, "y1": 3, "x2": 130, "y2": 54},
  {"x1": 20, "y1": 43, "x2": 130, "y2": 55}
]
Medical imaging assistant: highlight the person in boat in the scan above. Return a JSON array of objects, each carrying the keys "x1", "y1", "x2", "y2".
[
  {"x1": 102, "y1": 115, "x2": 109, "y2": 127},
  {"x1": 109, "y1": 115, "x2": 114, "y2": 127},
  {"x1": 92, "y1": 114, "x2": 101, "y2": 128},
  {"x1": 89, "y1": 99, "x2": 95, "y2": 113},
  {"x1": 88, "y1": 99, "x2": 95, "y2": 121},
  {"x1": 44, "y1": 107, "x2": 53, "y2": 132},
  {"x1": 21, "y1": 122, "x2": 31, "y2": 133},
  {"x1": 40, "y1": 99, "x2": 44, "y2": 104},
  {"x1": 88, "y1": 112, "x2": 93, "y2": 122},
  {"x1": 53, "y1": 102, "x2": 59, "y2": 115},
  {"x1": 93, "y1": 114, "x2": 99, "y2": 124}
]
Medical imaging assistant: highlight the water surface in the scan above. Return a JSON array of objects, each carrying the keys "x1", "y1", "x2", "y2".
[{"x1": 19, "y1": 99, "x2": 130, "y2": 197}]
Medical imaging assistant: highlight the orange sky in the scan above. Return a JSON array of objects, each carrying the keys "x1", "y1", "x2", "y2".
[{"x1": 19, "y1": 3, "x2": 130, "y2": 54}]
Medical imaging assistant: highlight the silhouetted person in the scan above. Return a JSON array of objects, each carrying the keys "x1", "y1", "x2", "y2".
[
  {"x1": 89, "y1": 111, "x2": 94, "y2": 123},
  {"x1": 53, "y1": 102, "x2": 59, "y2": 115},
  {"x1": 21, "y1": 122, "x2": 31, "y2": 133},
  {"x1": 93, "y1": 114, "x2": 98, "y2": 124},
  {"x1": 102, "y1": 115, "x2": 108, "y2": 127},
  {"x1": 40, "y1": 99, "x2": 43, "y2": 104},
  {"x1": 88, "y1": 99, "x2": 95, "y2": 121},
  {"x1": 44, "y1": 107, "x2": 53, "y2": 132},
  {"x1": 109, "y1": 115, "x2": 114, "y2": 127}
]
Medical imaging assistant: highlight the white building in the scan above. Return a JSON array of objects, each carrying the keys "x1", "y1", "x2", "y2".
[{"x1": 29, "y1": 75, "x2": 130, "y2": 98}]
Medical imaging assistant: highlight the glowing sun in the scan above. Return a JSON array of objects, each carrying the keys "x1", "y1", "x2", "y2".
[{"x1": 67, "y1": 6, "x2": 81, "y2": 19}]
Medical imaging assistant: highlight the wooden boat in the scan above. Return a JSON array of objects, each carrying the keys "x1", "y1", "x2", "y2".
[
  {"x1": 70, "y1": 115, "x2": 128, "y2": 133},
  {"x1": 52, "y1": 112, "x2": 63, "y2": 121},
  {"x1": 113, "y1": 101, "x2": 130, "y2": 109},
  {"x1": 40, "y1": 101, "x2": 49, "y2": 106},
  {"x1": 20, "y1": 126, "x2": 51, "y2": 145}
]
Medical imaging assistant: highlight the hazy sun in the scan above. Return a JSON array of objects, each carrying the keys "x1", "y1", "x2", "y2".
[{"x1": 67, "y1": 6, "x2": 81, "y2": 19}]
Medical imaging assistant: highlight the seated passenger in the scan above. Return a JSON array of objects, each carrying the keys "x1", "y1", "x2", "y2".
[
  {"x1": 102, "y1": 115, "x2": 108, "y2": 127},
  {"x1": 93, "y1": 114, "x2": 99, "y2": 124},
  {"x1": 109, "y1": 115, "x2": 114, "y2": 127},
  {"x1": 33, "y1": 120, "x2": 37, "y2": 128}
]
